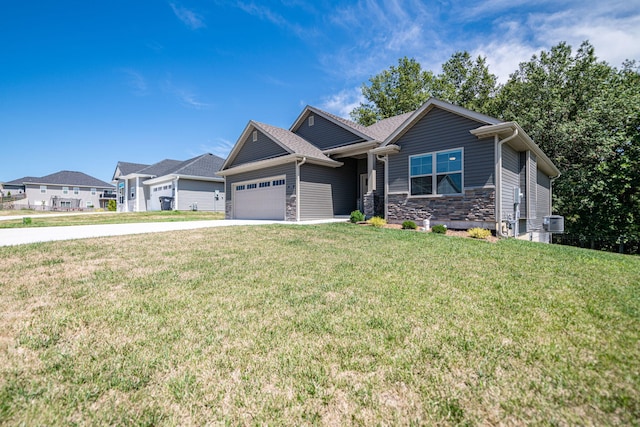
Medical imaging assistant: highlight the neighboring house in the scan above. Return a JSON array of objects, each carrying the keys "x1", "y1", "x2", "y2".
[
  {"x1": 112, "y1": 153, "x2": 225, "y2": 212},
  {"x1": 218, "y1": 98, "x2": 560, "y2": 242},
  {"x1": 8, "y1": 171, "x2": 115, "y2": 210}
]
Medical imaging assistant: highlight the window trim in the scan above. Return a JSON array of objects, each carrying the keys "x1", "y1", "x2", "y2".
[
  {"x1": 409, "y1": 148, "x2": 464, "y2": 197},
  {"x1": 40, "y1": 185, "x2": 47, "y2": 194},
  {"x1": 62, "y1": 186, "x2": 69, "y2": 194}
]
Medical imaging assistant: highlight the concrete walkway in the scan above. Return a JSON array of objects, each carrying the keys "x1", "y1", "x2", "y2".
[{"x1": 0, "y1": 216, "x2": 347, "y2": 247}]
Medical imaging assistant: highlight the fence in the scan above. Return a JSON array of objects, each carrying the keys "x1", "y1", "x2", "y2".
[{"x1": 552, "y1": 234, "x2": 640, "y2": 255}]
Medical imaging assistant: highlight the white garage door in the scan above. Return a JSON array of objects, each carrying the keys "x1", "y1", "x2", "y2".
[{"x1": 233, "y1": 176, "x2": 286, "y2": 220}]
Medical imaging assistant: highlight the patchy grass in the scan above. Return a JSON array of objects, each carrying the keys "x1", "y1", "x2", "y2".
[
  {"x1": 0, "y1": 223, "x2": 638, "y2": 425},
  {"x1": 0, "y1": 211, "x2": 223, "y2": 228}
]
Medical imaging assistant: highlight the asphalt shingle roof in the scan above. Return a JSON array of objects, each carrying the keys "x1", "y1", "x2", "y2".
[
  {"x1": 254, "y1": 122, "x2": 336, "y2": 162},
  {"x1": 116, "y1": 161, "x2": 149, "y2": 176},
  {"x1": 365, "y1": 111, "x2": 415, "y2": 141},
  {"x1": 23, "y1": 171, "x2": 114, "y2": 188}
]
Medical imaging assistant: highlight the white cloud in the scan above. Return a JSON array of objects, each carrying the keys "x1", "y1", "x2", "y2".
[
  {"x1": 320, "y1": 87, "x2": 365, "y2": 119},
  {"x1": 169, "y1": 2, "x2": 205, "y2": 30},
  {"x1": 163, "y1": 77, "x2": 210, "y2": 109},
  {"x1": 199, "y1": 138, "x2": 235, "y2": 158},
  {"x1": 120, "y1": 69, "x2": 148, "y2": 96}
]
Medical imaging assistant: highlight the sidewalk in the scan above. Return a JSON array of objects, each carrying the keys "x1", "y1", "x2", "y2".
[{"x1": 0, "y1": 218, "x2": 346, "y2": 247}]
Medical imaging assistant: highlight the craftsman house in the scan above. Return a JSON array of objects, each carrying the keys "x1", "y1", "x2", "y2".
[
  {"x1": 218, "y1": 98, "x2": 560, "y2": 241},
  {"x1": 112, "y1": 153, "x2": 225, "y2": 212}
]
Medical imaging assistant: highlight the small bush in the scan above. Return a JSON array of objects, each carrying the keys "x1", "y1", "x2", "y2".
[
  {"x1": 468, "y1": 227, "x2": 492, "y2": 239},
  {"x1": 350, "y1": 210, "x2": 365, "y2": 223},
  {"x1": 402, "y1": 220, "x2": 417, "y2": 230},
  {"x1": 368, "y1": 216, "x2": 387, "y2": 228},
  {"x1": 22, "y1": 217, "x2": 32, "y2": 226},
  {"x1": 107, "y1": 200, "x2": 117, "y2": 211},
  {"x1": 431, "y1": 224, "x2": 447, "y2": 234}
]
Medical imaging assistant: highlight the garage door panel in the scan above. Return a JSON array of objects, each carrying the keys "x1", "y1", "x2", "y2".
[{"x1": 233, "y1": 179, "x2": 286, "y2": 220}]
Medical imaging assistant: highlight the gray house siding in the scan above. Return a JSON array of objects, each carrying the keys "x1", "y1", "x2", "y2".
[
  {"x1": 501, "y1": 144, "x2": 519, "y2": 220},
  {"x1": 534, "y1": 169, "x2": 551, "y2": 230},
  {"x1": 230, "y1": 131, "x2": 288, "y2": 167},
  {"x1": 528, "y1": 153, "x2": 538, "y2": 219},
  {"x1": 294, "y1": 113, "x2": 365, "y2": 150},
  {"x1": 386, "y1": 107, "x2": 496, "y2": 227},
  {"x1": 176, "y1": 180, "x2": 225, "y2": 212},
  {"x1": 388, "y1": 107, "x2": 495, "y2": 193},
  {"x1": 519, "y1": 151, "x2": 528, "y2": 218},
  {"x1": 225, "y1": 163, "x2": 297, "y2": 220},
  {"x1": 299, "y1": 159, "x2": 357, "y2": 220}
]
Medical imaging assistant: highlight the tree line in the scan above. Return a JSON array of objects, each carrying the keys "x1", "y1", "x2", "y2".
[{"x1": 351, "y1": 41, "x2": 640, "y2": 254}]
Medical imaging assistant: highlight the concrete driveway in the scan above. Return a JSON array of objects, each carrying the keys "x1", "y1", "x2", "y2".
[{"x1": 0, "y1": 216, "x2": 346, "y2": 247}]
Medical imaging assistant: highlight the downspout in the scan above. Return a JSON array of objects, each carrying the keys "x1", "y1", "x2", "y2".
[
  {"x1": 174, "y1": 176, "x2": 180, "y2": 211},
  {"x1": 296, "y1": 157, "x2": 307, "y2": 221},
  {"x1": 376, "y1": 154, "x2": 388, "y2": 220},
  {"x1": 495, "y1": 128, "x2": 519, "y2": 238}
]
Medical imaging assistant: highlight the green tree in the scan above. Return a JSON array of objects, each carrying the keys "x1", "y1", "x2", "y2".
[
  {"x1": 350, "y1": 57, "x2": 434, "y2": 125},
  {"x1": 432, "y1": 51, "x2": 497, "y2": 114},
  {"x1": 490, "y1": 42, "x2": 640, "y2": 248}
]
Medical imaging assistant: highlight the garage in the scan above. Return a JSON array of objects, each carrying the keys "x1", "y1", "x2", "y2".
[{"x1": 232, "y1": 176, "x2": 286, "y2": 220}]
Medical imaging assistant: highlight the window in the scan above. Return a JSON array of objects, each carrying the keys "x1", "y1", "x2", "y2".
[
  {"x1": 252, "y1": 130, "x2": 258, "y2": 142},
  {"x1": 40, "y1": 185, "x2": 47, "y2": 194},
  {"x1": 73, "y1": 187, "x2": 79, "y2": 195},
  {"x1": 62, "y1": 186, "x2": 69, "y2": 194},
  {"x1": 410, "y1": 149, "x2": 463, "y2": 196},
  {"x1": 247, "y1": 183, "x2": 257, "y2": 189},
  {"x1": 91, "y1": 188, "x2": 96, "y2": 195},
  {"x1": 131, "y1": 188, "x2": 135, "y2": 198},
  {"x1": 86, "y1": 201, "x2": 94, "y2": 208},
  {"x1": 308, "y1": 115, "x2": 314, "y2": 126},
  {"x1": 236, "y1": 185, "x2": 245, "y2": 191},
  {"x1": 272, "y1": 179, "x2": 285, "y2": 186},
  {"x1": 61, "y1": 201, "x2": 71, "y2": 208},
  {"x1": 259, "y1": 181, "x2": 271, "y2": 188}
]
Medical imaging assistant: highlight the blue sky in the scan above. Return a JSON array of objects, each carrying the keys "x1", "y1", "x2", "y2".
[{"x1": 1, "y1": 0, "x2": 638, "y2": 183}]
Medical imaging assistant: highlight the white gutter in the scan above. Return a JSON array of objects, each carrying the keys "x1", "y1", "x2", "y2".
[
  {"x1": 295, "y1": 157, "x2": 307, "y2": 221},
  {"x1": 495, "y1": 128, "x2": 519, "y2": 238}
]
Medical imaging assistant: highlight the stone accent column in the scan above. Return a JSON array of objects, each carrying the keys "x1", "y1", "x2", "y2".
[
  {"x1": 363, "y1": 192, "x2": 375, "y2": 218},
  {"x1": 225, "y1": 200, "x2": 233, "y2": 219},
  {"x1": 286, "y1": 193, "x2": 297, "y2": 221}
]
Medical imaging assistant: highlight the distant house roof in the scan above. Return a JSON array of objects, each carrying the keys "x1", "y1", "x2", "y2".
[
  {"x1": 22, "y1": 171, "x2": 114, "y2": 188},
  {"x1": 3, "y1": 176, "x2": 39, "y2": 186},
  {"x1": 116, "y1": 154, "x2": 226, "y2": 183}
]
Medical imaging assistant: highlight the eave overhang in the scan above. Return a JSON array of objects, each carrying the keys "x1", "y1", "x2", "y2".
[{"x1": 217, "y1": 154, "x2": 343, "y2": 177}]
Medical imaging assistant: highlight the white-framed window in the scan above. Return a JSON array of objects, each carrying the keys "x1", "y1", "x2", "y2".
[
  {"x1": 40, "y1": 185, "x2": 47, "y2": 193},
  {"x1": 252, "y1": 130, "x2": 258, "y2": 142},
  {"x1": 259, "y1": 181, "x2": 271, "y2": 188},
  {"x1": 86, "y1": 201, "x2": 94, "y2": 208},
  {"x1": 73, "y1": 187, "x2": 79, "y2": 195},
  {"x1": 272, "y1": 179, "x2": 285, "y2": 186},
  {"x1": 62, "y1": 186, "x2": 69, "y2": 194},
  {"x1": 131, "y1": 188, "x2": 135, "y2": 198},
  {"x1": 235, "y1": 185, "x2": 245, "y2": 191},
  {"x1": 91, "y1": 188, "x2": 96, "y2": 195},
  {"x1": 410, "y1": 148, "x2": 463, "y2": 196},
  {"x1": 61, "y1": 201, "x2": 71, "y2": 208},
  {"x1": 247, "y1": 183, "x2": 257, "y2": 189},
  {"x1": 308, "y1": 115, "x2": 314, "y2": 126}
]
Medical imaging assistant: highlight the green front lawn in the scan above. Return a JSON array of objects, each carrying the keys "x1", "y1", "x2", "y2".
[
  {"x1": 0, "y1": 223, "x2": 638, "y2": 425},
  {"x1": 0, "y1": 210, "x2": 224, "y2": 228}
]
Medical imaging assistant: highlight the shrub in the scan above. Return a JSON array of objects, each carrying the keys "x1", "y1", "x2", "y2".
[
  {"x1": 350, "y1": 210, "x2": 365, "y2": 223},
  {"x1": 368, "y1": 216, "x2": 387, "y2": 228},
  {"x1": 431, "y1": 224, "x2": 447, "y2": 234},
  {"x1": 468, "y1": 227, "x2": 492, "y2": 239},
  {"x1": 107, "y1": 200, "x2": 117, "y2": 211},
  {"x1": 402, "y1": 220, "x2": 417, "y2": 230},
  {"x1": 22, "y1": 217, "x2": 32, "y2": 226}
]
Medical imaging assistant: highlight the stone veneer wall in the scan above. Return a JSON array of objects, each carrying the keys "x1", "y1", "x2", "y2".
[{"x1": 387, "y1": 187, "x2": 496, "y2": 227}]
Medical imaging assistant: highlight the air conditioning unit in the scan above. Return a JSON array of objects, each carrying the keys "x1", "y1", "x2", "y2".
[{"x1": 543, "y1": 215, "x2": 564, "y2": 233}]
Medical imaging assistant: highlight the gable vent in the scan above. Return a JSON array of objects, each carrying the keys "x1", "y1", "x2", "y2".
[
  {"x1": 252, "y1": 130, "x2": 258, "y2": 142},
  {"x1": 308, "y1": 115, "x2": 314, "y2": 127}
]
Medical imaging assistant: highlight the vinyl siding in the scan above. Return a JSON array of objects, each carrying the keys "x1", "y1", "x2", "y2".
[
  {"x1": 230, "y1": 130, "x2": 289, "y2": 167},
  {"x1": 528, "y1": 153, "x2": 537, "y2": 219},
  {"x1": 294, "y1": 113, "x2": 366, "y2": 150},
  {"x1": 23, "y1": 184, "x2": 110, "y2": 209},
  {"x1": 176, "y1": 179, "x2": 225, "y2": 211},
  {"x1": 387, "y1": 107, "x2": 494, "y2": 193},
  {"x1": 534, "y1": 169, "x2": 551, "y2": 230},
  {"x1": 299, "y1": 159, "x2": 357, "y2": 219},
  {"x1": 501, "y1": 144, "x2": 519, "y2": 219},
  {"x1": 519, "y1": 151, "x2": 527, "y2": 217},
  {"x1": 225, "y1": 163, "x2": 296, "y2": 202}
]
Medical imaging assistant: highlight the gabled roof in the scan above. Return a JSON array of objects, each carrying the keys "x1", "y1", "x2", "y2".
[
  {"x1": 23, "y1": 171, "x2": 114, "y2": 188},
  {"x1": 290, "y1": 106, "x2": 374, "y2": 141},
  {"x1": 3, "y1": 176, "x2": 39, "y2": 186},
  {"x1": 365, "y1": 111, "x2": 415, "y2": 141},
  {"x1": 116, "y1": 161, "x2": 149, "y2": 176},
  {"x1": 381, "y1": 98, "x2": 501, "y2": 146},
  {"x1": 136, "y1": 159, "x2": 184, "y2": 177},
  {"x1": 220, "y1": 121, "x2": 341, "y2": 174},
  {"x1": 117, "y1": 154, "x2": 226, "y2": 184}
]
